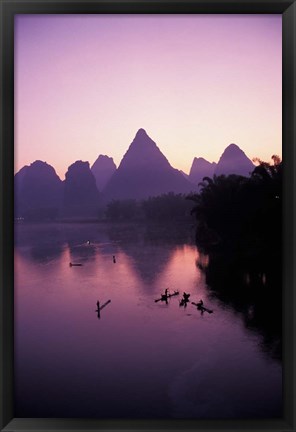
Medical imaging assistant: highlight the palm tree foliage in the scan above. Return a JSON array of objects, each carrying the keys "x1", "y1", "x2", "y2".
[
  {"x1": 189, "y1": 174, "x2": 248, "y2": 244},
  {"x1": 187, "y1": 156, "x2": 282, "y2": 256}
]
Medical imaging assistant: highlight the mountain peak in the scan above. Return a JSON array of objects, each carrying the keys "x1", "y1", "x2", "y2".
[
  {"x1": 63, "y1": 160, "x2": 100, "y2": 218},
  {"x1": 130, "y1": 128, "x2": 156, "y2": 150},
  {"x1": 102, "y1": 131, "x2": 194, "y2": 201},
  {"x1": 135, "y1": 128, "x2": 148, "y2": 139},
  {"x1": 91, "y1": 155, "x2": 116, "y2": 191},
  {"x1": 223, "y1": 143, "x2": 244, "y2": 154},
  {"x1": 14, "y1": 160, "x2": 62, "y2": 220},
  {"x1": 189, "y1": 157, "x2": 216, "y2": 184},
  {"x1": 66, "y1": 160, "x2": 90, "y2": 175},
  {"x1": 215, "y1": 143, "x2": 254, "y2": 177},
  {"x1": 118, "y1": 129, "x2": 169, "y2": 172},
  {"x1": 91, "y1": 154, "x2": 116, "y2": 170},
  {"x1": 95, "y1": 154, "x2": 115, "y2": 162}
]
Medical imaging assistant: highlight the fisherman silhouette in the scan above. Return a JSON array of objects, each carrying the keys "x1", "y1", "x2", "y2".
[
  {"x1": 155, "y1": 289, "x2": 179, "y2": 304},
  {"x1": 162, "y1": 294, "x2": 168, "y2": 304},
  {"x1": 113, "y1": 255, "x2": 116, "y2": 263},
  {"x1": 179, "y1": 292, "x2": 190, "y2": 307},
  {"x1": 96, "y1": 301, "x2": 100, "y2": 319},
  {"x1": 96, "y1": 299, "x2": 111, "y2": 319},
  {"x1": 192, "y1": 299, "x2": 213, "y2": 314}
]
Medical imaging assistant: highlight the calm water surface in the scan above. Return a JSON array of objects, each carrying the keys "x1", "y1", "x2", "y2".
[{"x1": 14, "y1": 223, "x2": 282, "y2": 419}]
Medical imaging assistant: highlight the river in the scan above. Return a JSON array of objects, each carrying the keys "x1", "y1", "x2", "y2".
[{"x1": 14, "y1": 222, "x2": 282, "y2": 419}]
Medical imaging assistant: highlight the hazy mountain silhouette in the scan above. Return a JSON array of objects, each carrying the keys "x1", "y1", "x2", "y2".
[
  {"x1": 180, "y1": 170, "x2": 190, "y2": 180},
  {"x1": 102, "y1": 129, "x2": 195, "y2": 201},
  {"x1": 91, "y1": 155, "x2": 116, "y2": 191},
  {"x1": 15, "y1": 165, "x2": 29, "y2": 188},
  {"x1": 215, "y1": 144, "x2": 254, "y2": 177},
  {"x1": 15, "y1": 137, "x2": 258, "y2": 219},
  {"x1": 62, "y1": 161, "x2": 100, "y2": 219},
  {"x1": 189, "y1": 157, "x2": 217, "y2": 185},
  {"x1": 15, "y1": 165, "x2": 29, "y2": 217},
  {"x1": 15, "y1": 161, "x2": 62, "y2": 220}
]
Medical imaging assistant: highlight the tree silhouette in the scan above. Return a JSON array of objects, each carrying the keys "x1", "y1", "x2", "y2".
[{"x1": 187, "y1": 156, "x2": 282, "y2": 282}]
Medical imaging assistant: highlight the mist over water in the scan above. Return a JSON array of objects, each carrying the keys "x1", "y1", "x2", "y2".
[{"x1": 14, "y1": 223, "x2": 282, "y2": 419}]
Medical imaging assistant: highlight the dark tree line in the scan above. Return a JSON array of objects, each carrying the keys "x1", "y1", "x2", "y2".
[
  {"x1": 188, "y1": 156, "x2": 282, "y2": 360},
  {"x1": 104, "y1": 192, "x2": 194, "y2": 223},
  {"x1": 188, "y1": 156, "x2": 282, "y2": 263}
]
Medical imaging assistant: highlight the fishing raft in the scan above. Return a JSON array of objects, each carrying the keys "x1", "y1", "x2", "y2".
[
  {"x1": 191, "y1": 302, "x2": 213, "y2": 314},
  {"x1": 155, "y1": 290, "x2": 179, "y2": 303}
]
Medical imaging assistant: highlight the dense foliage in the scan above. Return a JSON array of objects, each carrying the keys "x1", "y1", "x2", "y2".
[
  {"x1": 188, "y1": 156, "x2": 282, "y2": 260},
  {"x1": 104, "y1": 192, "x2": 194, "y2": 223}
]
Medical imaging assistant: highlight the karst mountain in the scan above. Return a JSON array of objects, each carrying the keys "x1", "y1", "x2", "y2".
[
  {"x1": 14, "y1": 130, "x2": 257, "y2": 220},
  {"x1": 102, "y1": 129, "x2": 194, "y2": 201}
]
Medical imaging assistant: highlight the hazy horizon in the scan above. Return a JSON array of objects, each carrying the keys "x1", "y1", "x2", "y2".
[{"x1": 15, "y1": 14, "x2": 282, "y2": 180}]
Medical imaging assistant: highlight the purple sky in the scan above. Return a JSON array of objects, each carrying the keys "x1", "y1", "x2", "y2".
[{"x1": 15, "y1": 14, "x2": 282, "y2": 179}]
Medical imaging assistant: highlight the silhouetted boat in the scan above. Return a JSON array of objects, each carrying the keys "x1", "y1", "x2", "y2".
[
  {"x1": 69, "y1": 262, "x2": 82, "y2": 267},
  {"x1": 96, "y1": 299, "x2": 111, "y2": 319},
  {"x1": 192, "y1": 302, "x2": 213, "y2": 314},
  {"x1": 96, "y1": 299, "x2": 111, "y2": 312},
  {"x1": 155, "y1": 290, "x2": 179, "y2": 303}
]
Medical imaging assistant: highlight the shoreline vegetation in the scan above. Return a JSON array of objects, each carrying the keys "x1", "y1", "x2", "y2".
[
  {"x1": 15, "y1": 192, "x2": 195, "y2": 224},
  {"x1": 190, "y1": 156, "x2": 282, "y2": 360}
]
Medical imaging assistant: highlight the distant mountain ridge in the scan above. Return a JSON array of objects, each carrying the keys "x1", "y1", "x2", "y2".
[
  {"x1": 15, "y1": 130, "x2": 258, "y2": 220},
  {"x1": 189, "y1": 144, "x2": 254, "y2": 186}
]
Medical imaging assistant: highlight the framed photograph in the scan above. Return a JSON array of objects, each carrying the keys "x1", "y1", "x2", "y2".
[{"x1": 1, "y1": 1, "x2": 295, "y2": 431}]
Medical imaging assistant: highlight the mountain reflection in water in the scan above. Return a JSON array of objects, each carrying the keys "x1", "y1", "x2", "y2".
[{"x1": 14, "y1": 223, "x2": 282, "y2": 419}]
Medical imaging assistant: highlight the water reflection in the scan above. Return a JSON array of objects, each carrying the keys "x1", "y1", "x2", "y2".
[
  {"x1": 15, "y1": 224, "x2": 65, "y2": 263},
  {"x1": 121, "y1": 243, "x2": 174, "y2": 285},
  {"x1": 68, "y1": 242, "x2": 97, "y2": 262},
  {"x1": 198, "y1": 249, "x2": 282, "y2": 360},
  {"x1": 14, "y1": 223, "x2": 282, "y2": 419}
]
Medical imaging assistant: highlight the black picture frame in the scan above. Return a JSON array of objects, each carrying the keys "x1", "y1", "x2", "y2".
[{"x1": 0, "y1": 1, "x2": 295, "y2": 431}]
